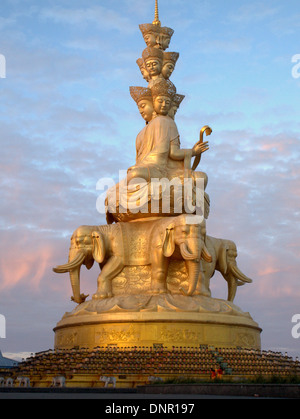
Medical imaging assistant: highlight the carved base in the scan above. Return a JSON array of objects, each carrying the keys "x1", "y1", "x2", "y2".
[{"x1": 54, "y1": 295, "x2": 262, "y2": 350}]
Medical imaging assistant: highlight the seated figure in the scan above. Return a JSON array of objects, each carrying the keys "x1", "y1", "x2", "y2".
[
  {"x1": 127, "y1": 80, "x2": 208, "y2": 187},
  {"x1": 105, "y1": 79, "x2": 209, "y2": 223}
]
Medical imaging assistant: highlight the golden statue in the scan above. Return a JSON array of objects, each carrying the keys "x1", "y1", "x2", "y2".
[{"x1": 53, "y1": 0, "x2": 261, "y2": 351}]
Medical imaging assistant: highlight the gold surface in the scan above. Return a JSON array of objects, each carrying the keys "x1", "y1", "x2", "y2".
[
  {"x1": 54, "y1": 310, "x2": 261, "y2": 351},
  {"x1": 53, "y1": 1, "x2": 261, "y2": 353}
]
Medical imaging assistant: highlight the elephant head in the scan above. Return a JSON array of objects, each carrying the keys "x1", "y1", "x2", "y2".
[
  {"x1": 161, "y1": 215, "x2": 212, "y2": 296},
  {"x1": 53, "y1": 225, "x2": 106, "y2": 304},
  {"x1": 217, "y1": 239, "x2": 252, "y2": 302}
]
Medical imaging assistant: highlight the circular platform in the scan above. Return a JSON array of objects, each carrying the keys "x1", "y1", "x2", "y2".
[{"x1": 54, "y1": 295, "x2": 262, "y2": 350}]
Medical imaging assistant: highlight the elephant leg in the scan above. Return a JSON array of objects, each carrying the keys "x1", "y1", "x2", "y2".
[
  {"x1": 194, "y1": 270, "x2": 211, "y2": 297},
  {"x1": 151, "y1": 251, "x2": 169, "y2": 294},
  {"x1": 93, "y1": 256, "x2": 124, "y2": 299}
]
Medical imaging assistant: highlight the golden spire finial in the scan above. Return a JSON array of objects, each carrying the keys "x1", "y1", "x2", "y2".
[{"x1": 153, "y1": 0, "x2": 161, "y2": 26}]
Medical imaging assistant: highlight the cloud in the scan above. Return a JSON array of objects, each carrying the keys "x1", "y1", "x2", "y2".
[
  {"x1": 0, "y1": 0, "x2": 299, "y2": 360},
  {"x1": 39, "y1": 5, "x2": 135, "y2": 34},
  {"x1": 227, "y1": 2, "x2": 280, "y2": 25}
]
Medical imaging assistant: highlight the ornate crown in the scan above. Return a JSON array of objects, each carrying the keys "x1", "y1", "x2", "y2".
[
  {"x1": 142, "y1": 47, "x2": 164, "y2": 62},
  {"x1": 129, "y1": 86, "x2": 153, "y2": 104},
  {"x1": 173, "y1": 94, "x2": 185, "y2": 106},
  {"x1": 136, "y1": 58, "x2": 144, "y2": 69},
  {"x1": 151, "y1": 79, "x2": 176, "y2": 99},
  {"x1": 160, "y1": 26, "x2": 174, "y2": 38},
  {"x1": 163, "y1": 52, "x2": 179, "y2": 65},
  {"x1": 139, "y1": 23, "x2": 174, "y2": 39},
  {"x1": 139, "y1": 23, "x2": 160, "y2": 37}
]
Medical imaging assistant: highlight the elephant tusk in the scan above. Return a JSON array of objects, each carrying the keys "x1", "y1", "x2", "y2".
[
  {"x1": 201, "y1": 245, "x2": 212, "y2": 263},
  {"x1": 230, "y1": 265, "x2": 252, "y2": 283},
  {"x1": 53, "y1": 251, "x2": 86, "y2": 273},
  {"x1": 179, "y1": 242, "x2": 197, "y2": 260}
]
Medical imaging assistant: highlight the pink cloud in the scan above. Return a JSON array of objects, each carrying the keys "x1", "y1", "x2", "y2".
[{"x1": 0, "y1": 241, "x2": 54, "y2": 292}]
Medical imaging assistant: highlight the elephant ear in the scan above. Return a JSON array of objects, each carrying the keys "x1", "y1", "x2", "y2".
[
  {"x1": 92, "y1": 231, "x2": 105, "y2": 264},
  {"x1": 218, "y1": 245, "x2": 229, "y2": 275},
  {"x1": 162, "y1": 227, "x2": 175, "y2": 257}
]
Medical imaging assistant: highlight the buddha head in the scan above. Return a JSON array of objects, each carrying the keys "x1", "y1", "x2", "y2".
[
  {"x1": 142, "y1": 47, "x2": 164, "y2": 79},
  {"x1": 139, "y1": 23, "x2": 174, "y2": 51},
  {"x1": 162, "y1": 52, "x2": 179, "y2": 80},
  {"x1": 160, "y1": 26, "x2": 174, "y2": 50},
  {"x1": 129, "y1": 86, "x2": 154, "y2": 123},
  {"x1": 151, "y1": 79, "x2": 176, "y2": 116},
  {"x1": 139, "y1": 24, "x2": 160, "y2": 48},
  {"x1": 169, "y1": 94, "x2": 185, "y2": 119},
  {"x1": 136, "y1": 58, "x2": 150, "y2": 82}
]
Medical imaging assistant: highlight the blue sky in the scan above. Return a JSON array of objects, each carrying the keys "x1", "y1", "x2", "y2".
[{"x1": 0, "y1": 0, "x2": 300, "y2": 361}]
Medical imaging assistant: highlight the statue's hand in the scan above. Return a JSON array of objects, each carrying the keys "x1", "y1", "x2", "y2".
[{"x1": 192, "y1": 140, "x2": 209, "y2": 157}]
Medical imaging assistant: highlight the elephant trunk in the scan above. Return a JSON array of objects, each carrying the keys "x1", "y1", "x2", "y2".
[
  {"x1": 69, "y1": 268, "x2": 86, "y2": 304},
  {"x1": 225, "y1": 273, "x2": 237, "y2": 302},
  {"x1": 53, "y1": 248, "x2": 89, "y2": 304},
  {"x1": 181, "y1": 260, "x2": 201, "y2": 296},
  {"x1": 225, "y1": 265, "x2": 252, "y2": 302}
]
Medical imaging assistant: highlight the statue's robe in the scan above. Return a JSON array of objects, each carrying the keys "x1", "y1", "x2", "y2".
[
  {"x1": 105, "y1": 115, "x2": 208, "y2": 223},
  {"x1": 133, "y1": 115, "x2": 180, "y2": 179}
]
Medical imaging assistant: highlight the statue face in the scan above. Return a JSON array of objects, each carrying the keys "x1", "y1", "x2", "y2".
[
  {"x1": 143, "y1": 33, "x2": 157, "y2": 48},
  {"x1": 168, "y1": 104, "x2": 179, "y2": 119},
  {"x1": 137, "y1": 99, "x2": 154, "y2": 122},
  {"x1": 145, "y1": 58, "x2": 162, "y2": 77},
  {"x1": 153, "y1": 95, "x2": 172, "y2": 116},
  {"x1": 162, "y1": 62, "x2": 175, "y2": 79},
  {"x1": 139, "y1": 66, "x2": 150, "y2": 82},
  {"x1": 161, "y1": 35, "x2": 171, "y2": 50}
]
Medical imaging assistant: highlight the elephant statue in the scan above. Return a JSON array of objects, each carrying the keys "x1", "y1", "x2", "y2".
[
  {"x1": 16, "y1": 376, "x2": 30, "y2": 387},
  {"x1": 53, "y1": 223, "x2": 126, "y2": 302},
  {"x1": 53, "y1": 214, "x2": 212, "y2": 302},
  {"x1": 149, "y1": 214, "x2": 212, "y2": 296},
  {"x1": 201, "y1": 235, "x2": 253, "y2": 302},
  {"x1": 100, "y1": 376, "x2": 116, "y2": 388},
  {"x1": 50, "y1": 376, "x2": 66, "y2": 388}
]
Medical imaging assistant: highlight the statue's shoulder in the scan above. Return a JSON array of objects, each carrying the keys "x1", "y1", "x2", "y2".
[{"x1": 149, "y1": 115, "x2": 179, "y2": 132}]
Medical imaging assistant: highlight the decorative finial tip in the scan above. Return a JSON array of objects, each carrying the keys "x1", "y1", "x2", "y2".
[{"x1": 152, "y1": 0, "x2": 161, "y2": 26}]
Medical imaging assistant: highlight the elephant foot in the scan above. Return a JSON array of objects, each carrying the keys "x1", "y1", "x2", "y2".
[
  {"x1": 92, "y1": 291, "x2": 113, "y2": 300},
  {"x1": 152, "y1": 287, "x2": 168, "y2": 295}
]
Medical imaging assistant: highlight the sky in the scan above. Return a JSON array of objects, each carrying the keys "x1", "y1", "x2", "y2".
[{"x1": 0, "y1": 0, "x2": 299, "y2": 362}]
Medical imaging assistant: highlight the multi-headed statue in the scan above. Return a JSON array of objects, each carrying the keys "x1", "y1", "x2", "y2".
[
  {"x1": 53, "y1": 0, "x2": 261, "y2": 353},
  {"x1": 53, "y1": 0, "x2": 253, "y2": 318}
]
